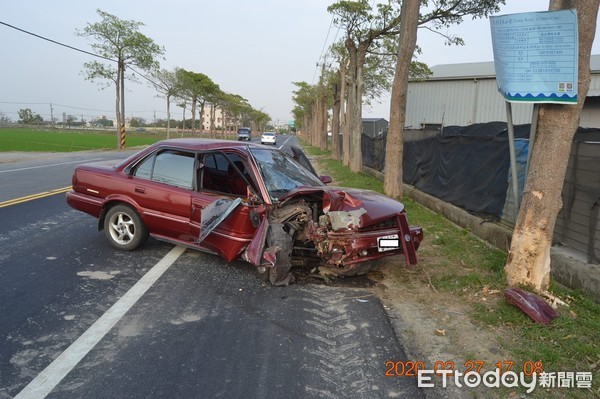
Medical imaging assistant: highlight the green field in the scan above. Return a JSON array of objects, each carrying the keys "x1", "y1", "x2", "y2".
[{"x1": 0, "y1": 128, "x2": 165, "y2": 152}]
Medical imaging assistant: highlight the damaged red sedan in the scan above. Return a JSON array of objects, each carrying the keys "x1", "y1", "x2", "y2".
[{"x1": 66, "y1": 139, "x2": 422, "y2": 285}]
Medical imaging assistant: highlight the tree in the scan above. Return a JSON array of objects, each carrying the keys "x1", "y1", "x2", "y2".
[
  {"x1": 384, "y1": 0, "x2": 420, "y2": 199},
  {"x1": 65, "y1": 115, "x2": 77, "y2": 129},
  {"x1": 18, "y1": 108, "x2": 43, "y2": 125},
  {"x1": 292, "y1": 82, "x2": 317, "y2": 141},
  {"x1": 176, "y1": 69, "x2": 219, "y2": 134},
  {"x1": 384, "y1": 0, "x2": 503, "y2": 199},
  {"x1": 328, "y1": 1, "x2": 404, "y2": 172},
  {"x1": 77, "y1": 9, "x2": 164, "y2": 147},
  {"x1": 93, "y1": 116, "x2": 113, "y2": 128},
  {"x1": 505, "y1": 0, "x2": 600, "y2": 291},
  {"x1": 149, "y1": 68, "x2": 179, "y2": 138},
  {"x1": 251, "y1": 109, "x2": 271, "y2": 133},
  {"x1": 330, "y1": 43, "x2": 347, "y2": 161}
]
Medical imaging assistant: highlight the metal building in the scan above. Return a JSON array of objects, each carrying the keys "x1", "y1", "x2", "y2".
[
  {"x1": 362, "y1": 118, "x2": 388, "y2": 138},
  {"x1": 406, "y1": 55, "x2": 600, "y2": 129}
]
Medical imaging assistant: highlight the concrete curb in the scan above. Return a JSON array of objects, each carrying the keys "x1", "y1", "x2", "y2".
[{"x1": 401, "y1": 183, "x2": 600, "y2": 302}]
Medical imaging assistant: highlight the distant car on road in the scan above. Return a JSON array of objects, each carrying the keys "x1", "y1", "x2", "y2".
[
  {"x1": 66, "y1": 139, "x2": 422, "y2": 285},
  {"x1": 237, "y1": 127, "x2": 251, "y2": 141},
  {"x1": 261, "y1": 132, "x2": 277, "y2": 145}
]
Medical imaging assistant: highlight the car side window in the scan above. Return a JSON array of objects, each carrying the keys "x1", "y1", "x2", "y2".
[
  {"x1": 200, "y1": 152, "x2": 254, "y2": 196},
  {"x1": 134, "y1": 150, "x2": 195, "y2": 189},
  {"x1": 134, "y1": 154, "x2": 154, "y2": 180}
]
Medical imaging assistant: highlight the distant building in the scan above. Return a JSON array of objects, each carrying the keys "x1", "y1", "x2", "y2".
[
  {"x1": 201, "y1": 106, "x2": 224, "y2": 129},
  {"x1": 406, "y1": 54, "x2": 600, "y2": 129},
  {"x1": 362, "y1": 118, "x2": 388, "y2": 138}
]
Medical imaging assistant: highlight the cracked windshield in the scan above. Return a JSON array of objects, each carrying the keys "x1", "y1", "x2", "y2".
[{"x1": 250, "y1": 148, "x2": 324, "y2": 199}]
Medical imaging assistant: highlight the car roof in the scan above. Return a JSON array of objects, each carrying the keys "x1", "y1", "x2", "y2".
[{"x1": 153, "y1": 138, "x2": 266, "y2": 152}]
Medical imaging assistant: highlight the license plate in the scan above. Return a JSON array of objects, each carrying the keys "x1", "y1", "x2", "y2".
[{"x1": 378, "y1": 234, "x2": 399, "y2": 252}]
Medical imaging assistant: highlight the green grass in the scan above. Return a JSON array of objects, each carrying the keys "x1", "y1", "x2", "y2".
[
  {"x1": 302, "y1": 139, "x2": 600, "y2": 399},
  {"x1": 0, "y1": 127, "x2": 163, "y2": 152},
  {"x1": 6, "y1": 130, "x2": 600, "y2": 397}
]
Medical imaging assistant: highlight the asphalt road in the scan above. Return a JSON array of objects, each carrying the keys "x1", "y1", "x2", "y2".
[{"x1": 0, "y1": 136, "x2": 424, "y2": 399}]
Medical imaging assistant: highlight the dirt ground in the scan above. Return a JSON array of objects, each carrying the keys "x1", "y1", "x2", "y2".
[
  {"x1": 311, "y1": 155, "x2": 522, "y2": 398},
  {"x1": 370, "y1": 258, "x2": 516, "y2": 399}
]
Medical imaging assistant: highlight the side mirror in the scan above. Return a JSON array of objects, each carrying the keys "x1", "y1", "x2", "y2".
[{"x1": 319, "y1": 175, "x2": 332, "y2": 184}]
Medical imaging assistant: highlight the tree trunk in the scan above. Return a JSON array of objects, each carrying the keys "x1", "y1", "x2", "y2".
[
  {"x1": 340, "y1": 59, "x2": 349, "y2": 165},
  {"x1": 114, "y1": 66, "x2": 122, "y2": 147},
  {"x1": 319, "y1": 93, "x2": 328, "y2": 151},
  {"x1": 191, "y1": 99, "x2": 197, "y2": 134},
  {"x1": 166, "y1": 95, "x2": 171, "y2": 139},
  {"x1": 199, "y1": 101, "x2": 205, "y2": 135},
  {"x1": 331, "y1": 82, "x2": 342, "y2": 160},
  {"x1": 504, "y1": 0, "x2": 599, "y2": 291},
  {"x1": 344, "y1": 39, "x2": 358, "y2": 168},
  {"x1": 182, "y1": 107, "x2": 186, "y2": 137},
  {"x1": 312, "y1": 101, "x2": 319, "y2": 146},
  {"x1": 210, "y1": 105, "x2": 216, "y2": 138},
  {"x1": 114, "y1": 79, "x2": 121, "y2": 138},
  {"x1": 349, "y1": 43, "x2": 367, "y2": 172},
  {"x1": 384, "y1": 0, "x2": 420, "y2": 199}
]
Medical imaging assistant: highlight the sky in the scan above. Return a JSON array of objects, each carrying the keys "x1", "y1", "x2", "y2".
[{"x1": 1, "y1": 1, "x2": 599, "y2": 126}]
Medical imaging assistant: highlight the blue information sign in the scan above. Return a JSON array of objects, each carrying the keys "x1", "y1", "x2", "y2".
[{"x1": 490, "y1": 10, "x2": 578, "y2": 104}]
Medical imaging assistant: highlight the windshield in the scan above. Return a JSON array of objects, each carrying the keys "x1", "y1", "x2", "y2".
[{"x1": 250, "y1": 148, "x2": 324, "y2": 199}]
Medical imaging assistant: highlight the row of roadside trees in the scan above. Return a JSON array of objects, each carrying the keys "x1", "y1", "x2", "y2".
[
  {"x1": 76, "y1": 9, "x2": 269, "y2": 142},
  {"x1": 293, "y1": 0, "x2": 600, "y2": 294}
]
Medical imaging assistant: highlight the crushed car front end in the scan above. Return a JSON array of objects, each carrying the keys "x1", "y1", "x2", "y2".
[{"x1": 275, "y1": 188, "x2": 423, "y2": 276}]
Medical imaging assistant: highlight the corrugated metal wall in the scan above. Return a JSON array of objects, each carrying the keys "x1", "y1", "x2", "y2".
[
  {"x1": 500, "y1": 140, "x2": 600, "y2": 263},
  {"x1": 407, "y1": 75, "x2": 600, "y2": 129},
  {"x1": 406, "y1": 78, "x2": 533, "y2": 127},
  {"x1": 555, "y1": 142, "x2": 600, "y2": 263}
]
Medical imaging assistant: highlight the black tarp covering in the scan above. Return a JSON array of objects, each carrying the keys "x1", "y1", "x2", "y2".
[
  {"x1": 361, "y1": 122, "x2": 600, "y2": 219},
  {"x1": 403, "y1": 134, "x2": 511, "y2": 218},
  {"x1": 361, "y1": 133, "x2": 386, "y2": 171}
]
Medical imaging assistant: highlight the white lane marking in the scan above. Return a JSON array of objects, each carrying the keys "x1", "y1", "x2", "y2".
[
  {"x1": 0, "y1": 158, "x2": 105, "y2": 173},
  {"x1": 14, "y1": 245, "x2": 186, "y2": 399},
  {"x1": 277, "y1": 136, "x2": 293, "y2": 149}
]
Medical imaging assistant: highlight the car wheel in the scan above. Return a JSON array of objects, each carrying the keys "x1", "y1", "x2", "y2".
[
  {"x1": 104, "y1": 204, "x2": 149, "y2": 251},
  {"x1": 254, "y1": 223, "x2": 294, "y2": 286}
]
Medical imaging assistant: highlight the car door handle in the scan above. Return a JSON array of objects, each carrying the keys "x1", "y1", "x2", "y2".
[{"x1": 135, "y1": 187, "x2": 147, "y2": 194}]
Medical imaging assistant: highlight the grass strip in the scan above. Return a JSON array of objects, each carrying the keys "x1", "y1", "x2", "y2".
[{"x1": 302, "y1": 139, "x2": 600, "y2": 399}]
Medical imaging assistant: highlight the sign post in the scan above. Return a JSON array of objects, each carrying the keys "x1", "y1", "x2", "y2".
[{"x1": 490, "y1": 10, "x2": 579, "y2": 219}]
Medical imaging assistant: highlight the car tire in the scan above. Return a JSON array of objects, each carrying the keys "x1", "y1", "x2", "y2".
[
  {"x1": 104, "y1": 204, "x2": 149, "y2": 251},
  {"x1": 254, "y1": 223, "x2": 294, "y2": 286}
]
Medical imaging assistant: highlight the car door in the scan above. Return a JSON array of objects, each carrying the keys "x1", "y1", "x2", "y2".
[
  {"x1": 290, "y1": 146, "x2": 318, "y2": 176},
  {"x1": 189, "y1": 151, "x2": 263, "y2": 262},
  {"x1": 130, "y1": 149, "x2": 195, "y2": 241}
]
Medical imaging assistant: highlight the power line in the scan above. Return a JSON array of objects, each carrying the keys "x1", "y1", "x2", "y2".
[
  {"x1": 0, "y1": 21, "x2": 116, "y2": 63},
  {"x1": 0, "y1": 20, "x2": 168, "y2": 93},
  {"x1": 313, "y1": 15, "x2": 335, "y2": 84}
]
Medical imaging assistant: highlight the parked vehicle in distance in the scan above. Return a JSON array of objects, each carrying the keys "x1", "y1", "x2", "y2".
[
  {"x1": 237, "y1": 127, "x2": 251, "y2": 141},
  {"x1": 261, "y1": 132, "x2": 277, "y2": 145},
  {"x1": 66, "y1": 139, "x2": 423, "y2": 285}
]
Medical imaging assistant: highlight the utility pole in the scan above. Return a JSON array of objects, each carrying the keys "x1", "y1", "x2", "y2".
[
  {"x1": 50, "y1": 103, "x2": 54, "y2": 128},
  {"x1": 119, "y1": 62, "x2": 126, "y2": 149}
]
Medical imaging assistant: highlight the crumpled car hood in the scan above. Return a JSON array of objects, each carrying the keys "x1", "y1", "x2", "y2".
[{"x1": 279, "y1": 186, "x2": 405, "y2": 229}]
